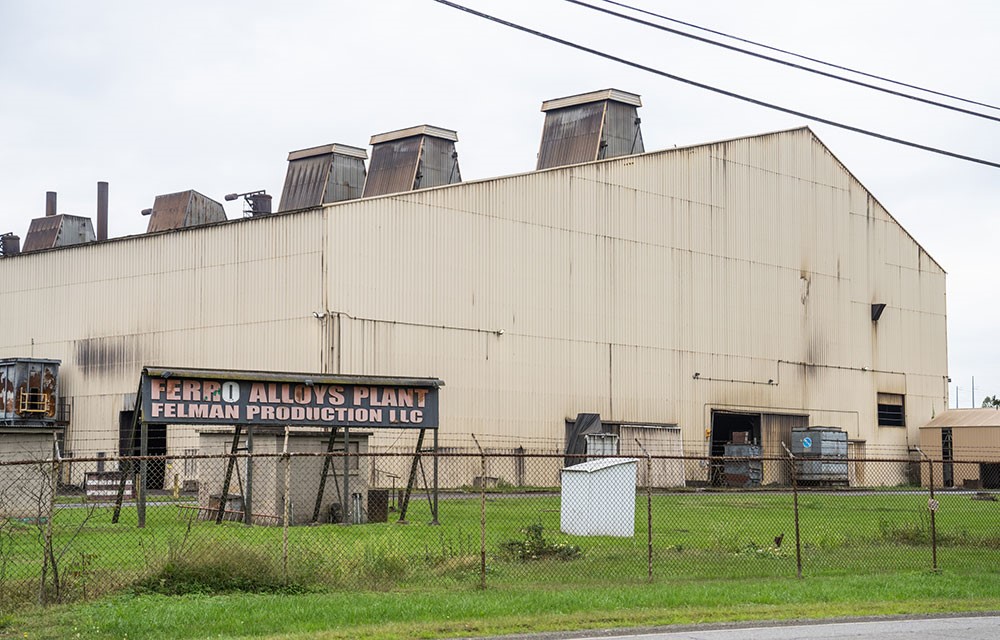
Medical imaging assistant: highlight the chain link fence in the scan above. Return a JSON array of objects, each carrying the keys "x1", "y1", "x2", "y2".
[{"x1": 1, "y1": 446, "x2": 997, "y2": 608}]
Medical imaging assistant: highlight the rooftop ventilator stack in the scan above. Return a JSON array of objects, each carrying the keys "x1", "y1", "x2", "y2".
[{"x1": 536, "y1": 88, "x2": 644, "y2": 170}]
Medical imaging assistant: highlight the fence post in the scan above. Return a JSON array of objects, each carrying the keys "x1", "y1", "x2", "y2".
[
  {"x1": 916, "y1": 448, "x2": 938, "y2": 572},
  {"x1": 282, "y1": 426, "x2": 291, "y2": 581},
  {"x1": 471, "y1": 433, "x2": 487, "y2": 590},
  {"x1": 634, "y1": 438, "x2": 653, "y2": 582},
  {"x1": 39, "y1": 435, "x2": 60, "y2": 604},
  {"x1": 781, "y1": 443, "x2": 803, "y2": 579},
  {"x1": 244, "y1": 425, "x2": 253, "y2": 526}
]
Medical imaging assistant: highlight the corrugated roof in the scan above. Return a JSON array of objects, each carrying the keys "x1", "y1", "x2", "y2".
[{"x1": 920, "y1": 409, "x2": 1000, "y2": 428}]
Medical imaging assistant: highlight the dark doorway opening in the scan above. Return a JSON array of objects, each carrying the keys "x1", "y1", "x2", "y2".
[
  {"x1": 710, "y1": 411, "x2": 761, "y2": 486},
  {"x1": 941, "y1": 428, "x2": 954, "y2": 487},
  {"x1": 119, "y1": 410, "x2": 167, "y2": 490},
  {"x1": 981, "y1": 463, "x2": 1000, "y2": 490}
]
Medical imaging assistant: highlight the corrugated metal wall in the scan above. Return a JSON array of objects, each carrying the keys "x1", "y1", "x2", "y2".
[{"x1": 0, "y1": 128, "x2": 948, "y2": 468}]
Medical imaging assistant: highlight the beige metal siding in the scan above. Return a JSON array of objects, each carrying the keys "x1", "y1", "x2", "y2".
[{"x1": 0, "y1": 128, "x2": 948, "y2": 477}]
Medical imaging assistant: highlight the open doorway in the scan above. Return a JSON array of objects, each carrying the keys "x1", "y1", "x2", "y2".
[
  {"x1": 119, "y1": 410, "x2": 167, "y2": 490},
  {"x1": 710, "y1": 411, "x2": 761, "y2": 485}
]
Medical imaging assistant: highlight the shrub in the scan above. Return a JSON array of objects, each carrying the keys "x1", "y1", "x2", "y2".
[{"x1": 498, "y1": 523, "x2": 581, "y2": 562}]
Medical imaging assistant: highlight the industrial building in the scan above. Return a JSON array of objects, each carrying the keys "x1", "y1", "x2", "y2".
[
  {"x1": 919, "y1": 408, "x2": 1000, "y2": 488},
  {"x1": 0, "y1": 89, "x2": 949, "y2": 486}
]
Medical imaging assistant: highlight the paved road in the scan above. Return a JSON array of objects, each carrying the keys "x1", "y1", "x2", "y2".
[{"x1": 476, "y1": 615, "x2": 1000, "y2": 640}]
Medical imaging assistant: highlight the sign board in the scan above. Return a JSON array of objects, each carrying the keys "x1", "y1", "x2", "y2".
[
  {"x1": 140, "y1": 367, "x2": 442, "y2": 429},
  {"x1": 86, "y1": 472, "x2": 135, "y2": 499}
]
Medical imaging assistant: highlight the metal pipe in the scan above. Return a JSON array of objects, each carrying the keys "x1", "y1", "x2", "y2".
[
  {"x1": 96, "y1": 181, "x2": 109, "y2": 241},
  {"x1": 45, "y1": 191, "x2": 57, "y2": 217}
]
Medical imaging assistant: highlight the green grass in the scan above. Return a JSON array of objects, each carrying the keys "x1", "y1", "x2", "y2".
[
  {"x1": 3, "y1": 571, "x2": 999, "y2": 639},
  {"x1": 1, "y1": 489, "x2": 997, "y2": 613}
]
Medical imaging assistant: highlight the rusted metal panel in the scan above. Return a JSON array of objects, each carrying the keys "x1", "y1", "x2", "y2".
[
  {"x1": 364, "y1": 126, "x2": 460, "y2": 198},
  {"x1": 278, "y1": 144, "x2": 367, "y2": 212},
  {"x1": 415, "y1": 136, "x2": 461, "y2": 189},
  {"x1": 0, "y1": 358, "x2": 60, "y2": 424},
  {"x1": 328, "y1": 152, "x2": 367, "y2": 203},
  {"x1": 22, "y1": 214, "x2": 96, "y2": 252},
  {"x1": 146, "y1": 190, "x2": 226, "y2": 233},
  {"x1": 536, "y1": 101, "x2": 605, "y2": 170},
  {"x1": 21, "y1": 216, "x2": 61, "y2": 251},
  {"x1": 600, "y1": 100, "x2": 643, "y2": 159},
  {"x1": 278, "y1": 154, "x2": 331, "y2": 211},
  {"x1": 537, "y1": 89, "x2": 643, "y2": 170},
  {"x1": 363, "y1": 135, "x2": 423, "y2": 197}
]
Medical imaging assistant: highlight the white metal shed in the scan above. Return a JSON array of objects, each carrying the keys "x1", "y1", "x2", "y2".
[{"x1": 560, "y1": 458, "x2": 637, "y2": 537}]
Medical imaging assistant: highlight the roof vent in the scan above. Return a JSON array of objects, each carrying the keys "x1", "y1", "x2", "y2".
[
  {"x1": 278, "y1": 144, "x2": 368, "y2": 212},
  {"x1": 536, "y1": 89, "x2": 644, "y2": 170},
  {"x1": 22, "y1": 215, "x2": 96, "y2": 252},
  {"x1": 363, "y1": 125, "x2": 460, "y2": 198},
  {"x1": 144, "y1": 190, "x2": 227, "y2": 233},
  {"x1": 1, "y1": 233, "x2": 21, "y2": 256}
]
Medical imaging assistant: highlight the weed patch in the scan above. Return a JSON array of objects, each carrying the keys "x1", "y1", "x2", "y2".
[{"x1": 498, "y1": 524, "x2": 582, "y2": 562}]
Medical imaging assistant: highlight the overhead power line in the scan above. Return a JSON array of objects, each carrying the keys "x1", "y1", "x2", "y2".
[
  {"x1": 430, "y1": 0, "x2": 1000, "y2": 170},
  {"x1": 594, "y1": 0, "x2": 1000, "y2": 114},
  {"x1": 566, "y1": 0, "x2": 1000, "y2": 124}
]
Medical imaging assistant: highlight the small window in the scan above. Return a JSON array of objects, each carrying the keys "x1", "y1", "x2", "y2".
[{"x1": 877, "y1": 393, "x2": 905, "y2": 427}]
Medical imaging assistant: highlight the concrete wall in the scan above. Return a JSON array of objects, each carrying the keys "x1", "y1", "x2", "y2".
[{"x1": 0, "y1": 429, "x2": 59, "y2": 518}]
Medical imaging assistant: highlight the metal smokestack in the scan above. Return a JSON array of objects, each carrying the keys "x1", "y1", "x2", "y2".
[
  {"x1": 45, "y1": 191, "x2": 57, "y2": 217},
  {"x1": 97, "y1": 181, "x2": 109, "y2": 241}
]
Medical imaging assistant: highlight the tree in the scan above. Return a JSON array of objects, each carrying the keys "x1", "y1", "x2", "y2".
[{"x1": 983, "y1": 395, "x2": 1000, "y2": 409}]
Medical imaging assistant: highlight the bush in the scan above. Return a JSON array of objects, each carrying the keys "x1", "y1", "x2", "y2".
[{"x1": 498, "y1": 523, "x2": 581, "y2": 562}]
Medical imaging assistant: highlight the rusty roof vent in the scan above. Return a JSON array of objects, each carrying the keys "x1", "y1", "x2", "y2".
[
  {"x1": 536, "y1": 89, "x2": 644, "y2": 170},
  {"x1": 22, "y1": 215, "x2": 96, "y2": 252},
  {"x1": 143, "y1": 190, "x2": 227, "y2": 233},
  {"x1": 278, "y1": 143, "x2": 368, "y2": 212},
  {"x1": 363, "y1": 125, "x2": 461, "y2": 198}
]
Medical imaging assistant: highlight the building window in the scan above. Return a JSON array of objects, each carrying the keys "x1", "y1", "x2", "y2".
[{"x1": 877, "y1": 393, "x2": 905, "y2": 427}]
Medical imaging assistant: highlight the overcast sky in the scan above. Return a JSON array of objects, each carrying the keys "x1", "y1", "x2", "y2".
[{"x1": 1, "y1": 0, "x2": 997, "y2": 407}]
